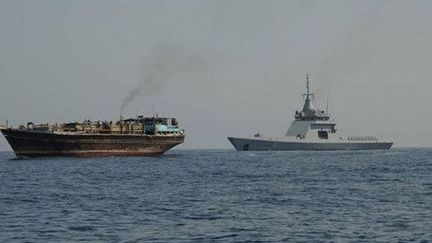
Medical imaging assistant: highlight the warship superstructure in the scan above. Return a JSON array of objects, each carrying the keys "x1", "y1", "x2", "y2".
[
  {"x1": 228, "y1": 75, "x2": 393, "y2": 151},
  {"x1": 0, "y1": 116, "x2": 184, "y2": 158}
]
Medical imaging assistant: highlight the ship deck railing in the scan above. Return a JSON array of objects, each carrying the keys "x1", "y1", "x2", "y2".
[{"x1": 340, "y1": 136, "x2": 380, "y2": 141}]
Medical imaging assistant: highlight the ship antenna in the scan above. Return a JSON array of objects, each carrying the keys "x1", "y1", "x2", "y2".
[
  {"x1": 326, "y1": 90, "x2": 330, "y2": 114},
  {"x1": 304, "y1": 74, "x2": 313, "y2": 99},
  {"x1": 302, "y1": 74, "x2": 317, "y2": 112}
]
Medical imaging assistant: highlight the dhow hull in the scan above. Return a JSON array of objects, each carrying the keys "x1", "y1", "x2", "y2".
[{"x1": 1, "y1": 128, "x2": 184, "y2": 158}]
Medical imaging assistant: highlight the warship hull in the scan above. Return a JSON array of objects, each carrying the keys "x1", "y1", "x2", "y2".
[
  {"x1": 1, "y1": 128, "x2": 184, "y2": 158},
  {"x1": 228, "y1": 137, "x2": 393, "y2": 151}
]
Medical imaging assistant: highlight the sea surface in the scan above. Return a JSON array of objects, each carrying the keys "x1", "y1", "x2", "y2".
[{"x1": 0, "y1": 149, "x2": 431, "y2": 242}]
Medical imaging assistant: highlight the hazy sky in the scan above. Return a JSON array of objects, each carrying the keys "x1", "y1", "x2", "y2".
[{"x1": 1, "y1": 0, "x2": 432, "y2": 150}]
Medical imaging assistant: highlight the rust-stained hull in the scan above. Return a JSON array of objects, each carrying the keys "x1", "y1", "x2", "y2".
[{"x1": 1, "y1": 128, "x2": 184, "y2": 158}]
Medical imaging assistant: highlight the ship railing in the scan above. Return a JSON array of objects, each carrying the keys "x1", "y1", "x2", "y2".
[{"x1": 340, "y1": 136, "x2": 380, "y2": 141}]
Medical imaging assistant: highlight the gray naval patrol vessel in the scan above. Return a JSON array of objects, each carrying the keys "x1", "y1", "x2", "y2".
[{"x1": 228, "y1": 75, "x2": 393, "y2": 151}]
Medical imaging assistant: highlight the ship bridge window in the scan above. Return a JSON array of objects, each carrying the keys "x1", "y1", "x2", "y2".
[{"x1": 318, "y1": 131, "x2": 329, "y2": 139}]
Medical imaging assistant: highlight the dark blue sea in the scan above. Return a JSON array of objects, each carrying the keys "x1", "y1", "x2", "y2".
[{"x1": 0, "y1": 149, "x2": 431, "y2": 242}]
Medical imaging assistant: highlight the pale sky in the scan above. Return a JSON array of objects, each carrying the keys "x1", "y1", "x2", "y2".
[{"x1": 1, "y1": 0, "x2": 432, "y2": 150}]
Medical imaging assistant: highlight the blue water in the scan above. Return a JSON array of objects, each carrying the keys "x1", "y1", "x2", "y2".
[{"x1": 0, "y1": 149, "x2": 431, "y2": 242}]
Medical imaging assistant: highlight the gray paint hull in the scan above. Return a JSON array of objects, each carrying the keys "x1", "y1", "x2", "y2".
[{"x1": 228, "y1": 137, "x2": 393, "y2": 151}]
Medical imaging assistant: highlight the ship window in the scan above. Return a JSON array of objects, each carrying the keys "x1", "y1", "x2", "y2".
[{"x1": 318, "y1": 131, "x2": 328, "y2": 139}]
